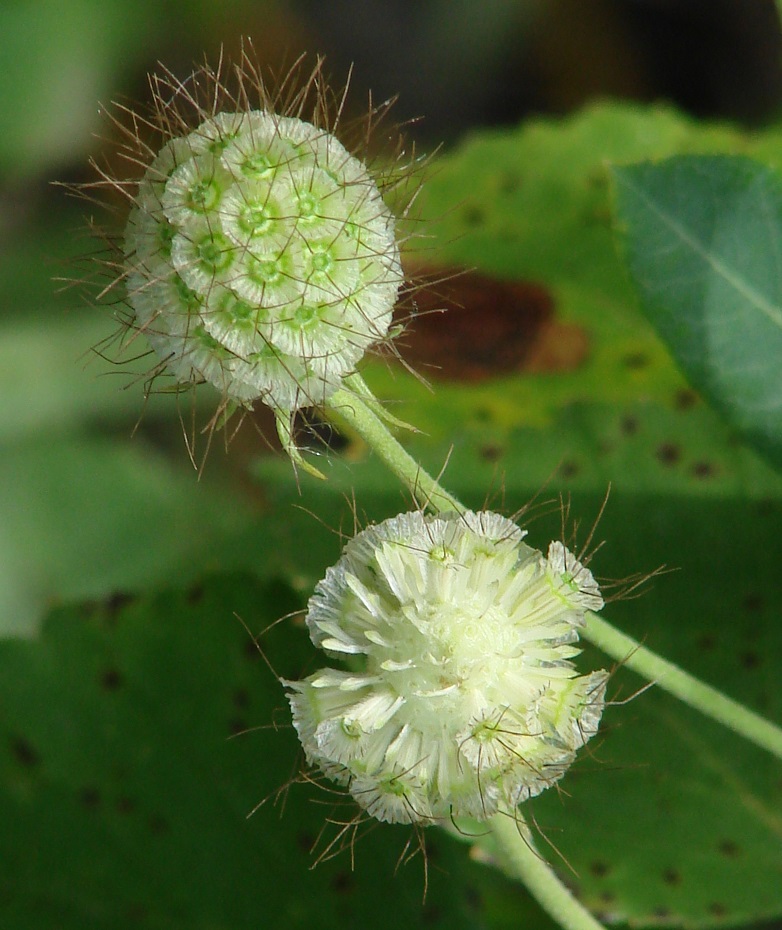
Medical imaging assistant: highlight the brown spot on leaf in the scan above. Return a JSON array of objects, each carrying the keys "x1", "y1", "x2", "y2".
[
  {"x1": 656, "y1": 442, "x2": 681, "y2": 466},
  {"x1": 330, "y1": 871, "x2": 354, "y2": 894},
  {"x1": 116, "y1": 796, "x2": 136, "y2": 814},
  {"x1": 498, "y1": 171, "x2": 521, "y2": 194},
  {"x1": 692, "y1": 461, "x2": 716, "y2": 479},
  {"x1": 623, "y1": 351, "x2": 649, "y2": 369},
  {"x1": 186, "y1": 584, "x2": 204, "y2": 605},
  {"x1": 461, "y1": 205, "x2": 485, "y2": 227},
  {"x1": 399, "y1": 269, "x2": 588, "y2": 382},
  {"x1": 80, "y1": 787, "x2": 101, "y2": 809},
  {"x1": 479, "y1": 444, "x2": 504, "y2": 463},
  {"x1": 718, "y1": 839, "x2": 740, "y2": 858},
  {"x1": 148, "y1": 814, "x2": 169, "y2": 835},
  {"x1": 742, "y1": 593, "x2": 763, "y2": 612},
  {"x1": 741, "y1": 651, "x2": 760, "y2": 670},
  {"x1": 100, "y1": 668, "x2": 123, "y2": 691},
  {"x1": 126, "y1": 904, "x2": 147, "y2": 923},
  {"x1": 10, "y1": 736, "x2": 40, "y2": 768},
  {"x1": 708, "y1": 903, "x2": 728, "y2": 918},
  {"x1": 422, "y1": 905, "x2": 442, "y2": 924},
  {"x1": 620, "y1": 415, "x2": 638, "y2": 435},
  {"x1": 233, "y1": 688, "x2": 250, "y2": 709},
  {"x1": 560, "y1": 460, "x2": 580, "y2": 478},
  {"x1": 675, "y1": 388, "x2": 698, "y2": 410},
  {"x1": 698, "y1": 633, "x2": 716, "y2": 651},
  {"x1": 106, "y1": 592, "x2": 135, "y2": 619},
  {"x1": 228, "y1": 717, "x2": 247, "y2": 736},
  {"x1": 243, "y1": 639, "x2": 261, "y2": 661},
  {"x1": 590, "y1": 861, "x2": 610, "y2": 877},
  {"x1": 662, "y1": 867, "x2": 681, "y2": 885}
]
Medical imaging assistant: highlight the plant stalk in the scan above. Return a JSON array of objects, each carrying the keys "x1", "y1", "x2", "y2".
[
  {"x1": 585, "y1": 611, "x2": 782, "y2": 758},
  {"x1": 490, "y1": 810, "x2": 607, "y2": 930}
]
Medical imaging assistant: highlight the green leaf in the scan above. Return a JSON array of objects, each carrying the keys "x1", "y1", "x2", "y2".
[
  {"x1": 612, "y1": 155, "x2": 782, "y2": 471},
  {"x1": 0, "y1": 436, "x2": 255, "y2": 637},
  {"x1": 0, "y1": 576, "x2": 549, "y2": 929}
]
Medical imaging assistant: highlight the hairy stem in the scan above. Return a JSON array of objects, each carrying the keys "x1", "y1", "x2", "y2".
[
  {"x1": 585, "y1": 611, "x2": 782, "y2": 759},
  {"x1": 490, "y1": 810, "x2": 607, "y2": 930},
  {"x1": 326, "y1": 383, "x2": 463, "y2": 513},
  {"x1": 324, "y1": 378, "x2": 782, "y2": 761}
]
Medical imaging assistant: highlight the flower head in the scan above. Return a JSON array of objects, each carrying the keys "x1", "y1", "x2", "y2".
[
  {"x1": 287, "y1": 510, "x2": 608, "y2": 824},
  {"x1": 89, "y1": 49, "x2": 411, "y2": 468}
]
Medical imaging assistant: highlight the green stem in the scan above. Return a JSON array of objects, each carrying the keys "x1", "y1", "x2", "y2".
[
  {"x1": 326, "y1": 385, "x2": 463, "y2": 514},
  {"x1": 490, "y1": 809, "x2": 606, "y2": 930},
  {"x1": 585, "y1": 611, "x2": 782, "y2": 759},
  {"x1": 324, "y1": 378, "x2": 782, "y2": 762}
]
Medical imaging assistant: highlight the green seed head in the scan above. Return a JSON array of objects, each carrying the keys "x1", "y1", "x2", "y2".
[{"x1": 121, "y1": 63, "x2": 405, "y2": 415}]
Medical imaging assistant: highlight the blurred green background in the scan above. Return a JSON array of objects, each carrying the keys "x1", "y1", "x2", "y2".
[{"x1": 3, "y1": 3, "x2": 782, "y2": 929}]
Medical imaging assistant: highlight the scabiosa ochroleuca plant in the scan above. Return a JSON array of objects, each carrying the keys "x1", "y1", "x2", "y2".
[
  {"x1": 286, "y1": 509, "x2": 609, "y2": 825},
  {"x1": 89, "y1": 48, "x2": 415, "y2": 468}
]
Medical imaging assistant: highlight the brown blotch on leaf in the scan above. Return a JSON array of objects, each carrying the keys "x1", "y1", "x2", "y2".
[
  {"x1": 11, "y1": 736, "x2": 40, "y2": 768},
  {"x1": 422, "y1": 905, "x2": 442, "y2": 925},
  {"x1": 708, "y1": 903, "x2": 728, "y2": 918},
  {"x1": 590, "y1": 860, "x2": 610, "y2": 878},
  {"x1": 656, "y1": 442, "x2": 681, "y2": 466},
  {"x1": 399, "y1": 268, "x2": 588, "y2": 382},
  {"x1": 741, "y1": 651, "x2": 761, "y2": 670},
  {"x1": 698, "y1": 633, "x2": 717, "y2": 651},
  {"x1": 100, "y1": 668, "x2": 123, "y2": 691},
  {"x1": 297, "y1": 831, "x2": 315, "y2": 852}
]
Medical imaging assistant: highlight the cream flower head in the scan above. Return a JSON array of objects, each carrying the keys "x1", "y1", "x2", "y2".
[
  {"x1": 89, "y1": 49, "x2": 414, "y2": 470},
  {"x1": 124, "y1": 109, "x2": 401, "y2": 412},
  {"x1": 287, "y1": 510, "x2": 609, "y2": 824}
]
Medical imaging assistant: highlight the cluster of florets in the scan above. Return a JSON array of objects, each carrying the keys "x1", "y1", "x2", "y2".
[
  {"x1": 287, "y1": 510, "x2": 608, "y2": 825},
  {"x1": 124, "y1": 107, "x2": 402, "y2": 413}
]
